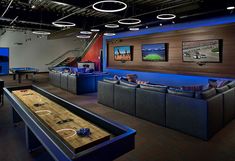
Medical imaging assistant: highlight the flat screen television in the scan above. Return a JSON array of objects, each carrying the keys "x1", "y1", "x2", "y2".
[
  {"x1": 114, "y1": 46, "x2": 133, "y2": 61},
  {"x1": 142, "y1": 43, "x2": 167, "y2": 61},
  {"x1": 182, "y1": 39, "x2": 222, "y2": 62}
]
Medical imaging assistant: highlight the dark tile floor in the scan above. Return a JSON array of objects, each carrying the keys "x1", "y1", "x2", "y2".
[{"x1": 1, "y1": 74, "x2": 235, "y2": 161}]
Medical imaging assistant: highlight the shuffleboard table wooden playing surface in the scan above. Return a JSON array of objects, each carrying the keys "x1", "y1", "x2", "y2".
[{"x1": 4, "y1": 85, "x2": 136, "y2": 161}]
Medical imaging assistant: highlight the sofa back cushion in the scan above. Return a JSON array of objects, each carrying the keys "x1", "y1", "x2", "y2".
[
  {"x1": 103, "y1": 78, "x2": 119, "y2": 84},
  {"x1": 120, "y1": 80, "x2": 139, "y2": 88},
  {"x1": 227, "y1": 81, "x2": 235, "y2": 88},
  {"x1": 167, "y1": 88, "x2": 194, "y2": 98},
  {"x1": 195, "y1": 88, "x2": 217, "y2": 99},
  {"x1": 140, "y1": 84, "x2": 167, "y2": 93},
  {"x1": 182, "y1": 85, "x2": 204, "y2": 91},
  {"x1": 216, "y1": 85, "x2": 229, "y2": 93}
]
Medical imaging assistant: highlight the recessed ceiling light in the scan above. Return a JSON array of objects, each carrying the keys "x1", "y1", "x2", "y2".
[
  {"x1": 80, "y1": 31, "x2": 92, "y2": 34},
  {"x1": 129, "y1": 27, "x2": 139, "y2": 31},
  {"x1": 76, "y1": 35, "x2": 91, "y2": 39},
  {"x1": 105, "y1": 24, "x2": 119, "y2": 28},
  {"x1": 172, "y1": 21, "x2": 175, "y2": 24},
  {"x1": 227, "y1": 6, "x2": 235, "y2": 10},
  {"x1": 52, "y1": 1, "x2": 68, "y2": 6},
  {"x1": 32, "y1": 31, "x2": 51, "y2": 35},
  {"x1": 91, "y1": 29, "x2": 100, "y2": 32},
  {"x1": 52, "y1": 21, "x2": 76, "y2": 27},
  {"x1": 93, "y1": 0, "x2": 127, "y2": 13},
  {"x1": 118, "y1": 18, "x2": 141, "y2": 25},
  {"x1": 159, "y1": 23, "x2": 163, "y2": 26},
  {"x1": 157, "y1": 14, "x2": 176, "y2": 20},
  {"x1": 104, "y1": 33, "x2": 116, "y2": 36},
  {"x1": 31, "y1": 5, "x2": 36, "y2": 9}
]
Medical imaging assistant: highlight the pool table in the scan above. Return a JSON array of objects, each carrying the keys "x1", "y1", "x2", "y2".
[
  {"x1": 10, "y1": 67, "x2": 39, "y2": 83},
  {"x1": 4, "y1": 85, "x2": 136, "y2": 161}
]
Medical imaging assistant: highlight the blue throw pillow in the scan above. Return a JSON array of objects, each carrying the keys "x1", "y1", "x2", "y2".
[
  {"x1": 120, "y1": 80, "x2": 139, "y2": 88},
  {"x1": 140, "y1": 84, "x2": 167, "y2": 93}
]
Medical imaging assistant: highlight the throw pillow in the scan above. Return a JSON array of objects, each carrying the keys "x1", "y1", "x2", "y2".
[{"x1": 208, "y1": 79, "x2": 217, "y2": 88}]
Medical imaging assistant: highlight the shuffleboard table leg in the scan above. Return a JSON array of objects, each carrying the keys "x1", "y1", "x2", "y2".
[
  {"x1": 13, "y1": 74, "x2": 16, "y2": 80},
  {"x1": 25, "y1": 126, "x2": 42, "y2": 152},
  {"x1": 12, "y1": 107, "x2": 22, "y2": 125},
  {"x1": 18, "y1": 74, "x2": 21, "y2": 83}
]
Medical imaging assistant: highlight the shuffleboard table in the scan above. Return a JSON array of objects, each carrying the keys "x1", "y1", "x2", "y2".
[
  {"x1": 4, "y1": 85, "x2": 136, "y2": 161},
  {"x1": 10, "y1": 67, "x2": 39, "y2": 83}
]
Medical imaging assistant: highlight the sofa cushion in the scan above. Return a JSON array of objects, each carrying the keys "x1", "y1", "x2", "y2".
[
  {"x1": 167, "y1": 88, "x2": 194, "y2": 98},
  {"x1": 120, "y1": 80, "x2": 139, "y2": 88},
  {"x1": 227, "y1": 80, "x2": 235, "y2": 88},
  {"x1": 140, "y1": 84, "x2": 167, "y2": 93},
  {"x1": 103, "y1": 78, "x2": 119, "y2": 84},
  {"x1": 182, "y1": 85, "x2": 204, "y2": 91},
  {"x1": 216, "y1": 85, "x2": 229, "y2": 93},
  {"x1": 195, "y1": 88, "x2": 217, "y2": 99}
]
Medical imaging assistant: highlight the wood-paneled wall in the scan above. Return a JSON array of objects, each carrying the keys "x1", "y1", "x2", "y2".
[{"x1": 107, "y1": 23, "x2": 235, "y2": 78}]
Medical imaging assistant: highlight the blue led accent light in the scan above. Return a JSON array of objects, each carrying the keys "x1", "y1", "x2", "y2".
[
  {"x1": 102, "y1": 15, "x2": 235, "y2": 86},
  {"x1": 0, "y1": 48, "x2": 9, "y2": 75}
]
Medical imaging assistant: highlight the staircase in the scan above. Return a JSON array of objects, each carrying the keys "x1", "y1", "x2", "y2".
[{"x1": 46, "y1": 33, "x2": 100, "y2": 69}]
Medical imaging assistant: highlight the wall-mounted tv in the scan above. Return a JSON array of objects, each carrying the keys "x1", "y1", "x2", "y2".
[
  {"x1": 182, "y1": 39, "x2": 222, "y2": 63},
  {"x1": 142, "y1": 43, "x2": 167, "y2": 61},
  {"x1": 114, "y1": 46, "x2": 133, "y2": 61}
]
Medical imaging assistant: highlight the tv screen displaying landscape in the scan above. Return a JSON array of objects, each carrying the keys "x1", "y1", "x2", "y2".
[
  {"x1": 183, "y1": 39, "x2": 221, "y2": 62},
  {"x1": 142, "y1": 43, "x2": 167, "y2": 61},
  {"x1": 114, "y1": 46, "x2": 133, "y2": 61}
]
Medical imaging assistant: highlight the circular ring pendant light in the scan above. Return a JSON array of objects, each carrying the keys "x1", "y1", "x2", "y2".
[
  {"x1": 32, "y1": 31, "x2": 51, "y2": 35},
  {"x1": 80, "y1": 31, "x2": 92, "y2": 34},
  {"x1": 105, "y1": 24, "x2": 119, "y2": 28},
  {"x1": 91, "y1": 29, "x2": 100, "y2": 32},
  {"x1": 118, "y1": 18, "x2": 141, "y2": 25},
  {"x1": 93, "y1": 0, "x2": 127, "y2": 13},
  {"x1": 129, "y1": 27, "x2": 139, "y2": 31},
  {"x1": 104, "y1": 33, "x2": 116, "y2": 36},
  {"x1": 76, "y1": 35, "x2": 91, "y2": 39},
  {"x1": 157, "y1": 14, "x2": 176, "y2": 20},
  {"x1": 52, "y1": 21, "x2": 76, "y2": 27}
]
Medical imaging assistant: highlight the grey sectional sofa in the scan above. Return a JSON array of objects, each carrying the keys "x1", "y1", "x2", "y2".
[{"x1": 97, "y1": 79, "x2": 235, "y2": 140}]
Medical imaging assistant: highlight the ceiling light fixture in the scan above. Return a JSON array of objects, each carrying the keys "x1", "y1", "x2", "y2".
[
  {"x1": 32, "y1": 31, "x2": 51, "y2": 35},
  {"x1": 76, "y1": 35, "x2": 91, "y2": 39},
  {"x1": 157, "y1": 14, "x2": 176, "y2": 20},
  {"x1": 118, "y1": 18, "x2": 141, "y2": 25},
  {"x1": 52, "y1": 21, "x2": 76, "y2": 27},
  {"x1": 91, "y1": 29, "x2": 100, "y2": 32},
  {"x1": 227, "y1": 6, "x2": 235, "y2": 10},
  {"x1": 105, "y1": 24, "x2": 119, "y2": 28},
  {"x1": 31, "y1": 5, "x2": 36, "y2": 9},
  {"x1": 129, "y1": 27, "x2": 139, "y2": 31},
  {"x1": 52, "y1": 1, "x2": 69, "y2": 6},
  {"x1": 93, "y1": 0, "x2": 127, "y2": 13},
  {"x1": 80, "y1": 31, "x2": 92, "y2": 34},
  {"x1": 104, "y1": 33, "x2": 116, "y2": 36}
]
